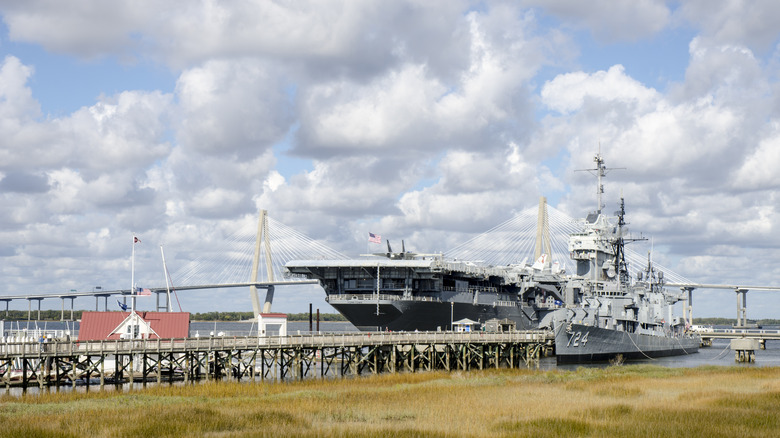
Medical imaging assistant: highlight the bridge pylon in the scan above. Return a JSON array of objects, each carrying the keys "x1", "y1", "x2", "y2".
[
  {"x1": 250, "y1": 210, "x2": 276, "y2": 316},
  {"x1": 534, "y1": 197, "x2": 551, "y2": 261}
]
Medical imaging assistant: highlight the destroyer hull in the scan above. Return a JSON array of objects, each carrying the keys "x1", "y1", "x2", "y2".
[
  {"x1": 555, "y1": 323, "x2": 700, "y2": 364},
  {"x1": 329, "y1": 299, "x2": 538, "y2": 332}
]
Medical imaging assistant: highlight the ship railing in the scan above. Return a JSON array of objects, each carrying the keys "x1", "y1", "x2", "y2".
[
  {"x1": 0, "y1": 330, "x2": 554, "y2": 357},
  {"x1": 431, "y1": 260, "x2": 511, "y2": 279},
  {"x1": 468, "y1": 286, "x2": 498, "y2": 294},
  {"x1": 327, "y1": 294, "x2": 442, "y2": 303}
]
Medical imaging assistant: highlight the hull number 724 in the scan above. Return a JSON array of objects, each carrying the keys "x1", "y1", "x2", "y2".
[{"x1": 567, "y1": 331, "x2": 589, "y2": 347}]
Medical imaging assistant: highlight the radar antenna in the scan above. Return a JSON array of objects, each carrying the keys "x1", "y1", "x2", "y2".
[{"x1": 575, "y1": 146, "x2": 625, "y2": 214}]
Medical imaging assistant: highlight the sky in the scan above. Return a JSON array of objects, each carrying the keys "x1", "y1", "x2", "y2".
[{"x1": 2, "y1": 0, "x2": 780, "y2": 319}]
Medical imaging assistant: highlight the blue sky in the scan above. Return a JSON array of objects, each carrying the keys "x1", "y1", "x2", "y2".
[
  {"x1": 1, "y1": 26, "x2": 174, "y2": 116},
  {"x1": 2, "y1": 1, "x2": 780, "y2": 319}
]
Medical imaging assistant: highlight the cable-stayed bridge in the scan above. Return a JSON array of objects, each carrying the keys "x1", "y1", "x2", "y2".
[{"x1": 4, "y1": 202, "x2": 762, "y2": 322}]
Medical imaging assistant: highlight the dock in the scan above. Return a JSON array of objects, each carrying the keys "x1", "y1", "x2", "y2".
[{"x1": 0, "y1": 330, "x2": 553, "y2": 389}]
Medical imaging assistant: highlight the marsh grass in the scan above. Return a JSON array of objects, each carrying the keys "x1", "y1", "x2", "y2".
[{"x1": 0, "y1": 366, "x2": 778, "y2": 437}]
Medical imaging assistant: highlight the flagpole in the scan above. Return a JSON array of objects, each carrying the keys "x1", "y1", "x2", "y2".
[{"x1": 131, "y1": 235, "x2": 136, "y2": 314}]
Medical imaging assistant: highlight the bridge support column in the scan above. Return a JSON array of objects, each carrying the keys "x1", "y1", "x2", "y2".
[
  {"x1": 682, "y1": 287, "x2": 694, "y2": 324},
  {"x1": 731, "y1": 338, "x2": 758, "y2": 363},
  {"x1": 735, "y1": 288, "x2": 749, "y2": 328},
  {"x1": 263, "y1": 286, "x2": 275, "y2": 314}
]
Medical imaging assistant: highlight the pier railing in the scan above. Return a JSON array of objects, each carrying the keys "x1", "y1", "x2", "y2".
[{"x1": 1, "y1": 330, "x2": 552, "y2": 358}]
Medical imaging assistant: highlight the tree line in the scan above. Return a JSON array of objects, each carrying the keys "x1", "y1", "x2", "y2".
[
  {"x1": 189, "y1": 312, "x2": 347, "y2": 322},
  {"x1": 0, "y1": 309, "x2": 347, "y2": 322}
]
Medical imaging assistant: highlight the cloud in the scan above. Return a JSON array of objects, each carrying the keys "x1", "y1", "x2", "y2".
[
  {"x1": 0, "y1": 170, "x2": 49, "y2": 193},
  {"x1": 678, "y1": 0, "x2": 780, "y2": 52},
  {"x1": 527, "y1": 0, "x2": 670, "y2": 42},
  {"x1": 0, "y1": 55, "x2": 40, "y2": 120},
  {"x1": 295, "y1": 6, "x2": 549, "y2": 158},
  {"x1": 1, "y1": 1, "x2": 146, "y2": 58},
  {"x1": 0, "y1": 0, "x2": 471, "y2": 74},
  {"x1": 175, "y1": 59, "x2": 294, "y2": 158},
  {"x1": 733, "y1": 130, "x2": 780, "y2": 190},
  {"x1": 541, "y1": 65, "x2": 659, "y2": 114}
]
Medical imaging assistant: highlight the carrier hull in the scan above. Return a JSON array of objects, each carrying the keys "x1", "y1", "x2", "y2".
[{"x1": 329, "y1": 298, "x2": 539, "y2": 332}]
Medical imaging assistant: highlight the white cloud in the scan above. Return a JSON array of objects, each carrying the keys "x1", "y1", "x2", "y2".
[
  {"x1": 679, "y1": 38, "x2": 769, "y2": 107},
  {"x1": 0, "y1": 55, "x2": 40, "y2": 120},
  {"x1": 175, "y1": 59, "x2": 293, "y2": 158},
  {"x1": 541, "y1": 65, "x2": 659, "y2": 114},
  {"x1": 733, "y1": 129, "x2": 780, "y2": 190},
  {"x1": 2, "y1": 1, "x2": 146, "y2": 58},
  {"x1": 678, "y1": 0, "x2": 780, "y2": 52},
  {"x1": 527, "y1": 0, "x2": 670, "y2": 42},
  {"x1": 0, "y1": 0, "x2": 471, "y2": 73},
  {"x1": 296, "y1": 6, "x2": 547, "y2": 157}
]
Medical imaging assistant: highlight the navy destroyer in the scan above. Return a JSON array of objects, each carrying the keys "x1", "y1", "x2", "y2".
[
  {"x1": 284, "y1": 152, "x2": 699, "y2": 363},
  {"x1": 545, "y1": 158, "x2": 700, "y2": 363}
]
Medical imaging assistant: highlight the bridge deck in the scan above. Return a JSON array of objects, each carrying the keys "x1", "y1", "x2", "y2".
[{"x1": 696, "y1": 329, "x2": 780, "y2": 340}]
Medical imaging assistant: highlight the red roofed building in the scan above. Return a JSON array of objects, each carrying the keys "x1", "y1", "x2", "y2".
[{"x1": 79, "y1": 311, "x2": 190, "y2": 341}]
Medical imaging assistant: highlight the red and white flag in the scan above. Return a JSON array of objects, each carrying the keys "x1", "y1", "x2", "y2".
[
  {"x1": 368, "y1": 232, "x2": 381, "y2": 244},
  {"x1": 133, "y1": 236, "x2": 141, "y2": 243}
]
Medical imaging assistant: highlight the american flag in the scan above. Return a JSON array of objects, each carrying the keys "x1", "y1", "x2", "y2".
[
  {"x1": 137, "y1": 287, "x2": 152, "y2": 296},
  {"x1": 368, "y1": 232, "x2": 381, "y2": 244}
]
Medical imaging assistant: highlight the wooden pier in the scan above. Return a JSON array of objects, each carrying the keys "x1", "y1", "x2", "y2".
[{"x1": 0, "y1": 330, "x2": 553, "y2": 389}]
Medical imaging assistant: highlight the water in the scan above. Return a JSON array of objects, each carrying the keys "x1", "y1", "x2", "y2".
[{"x1": 188, "y1": 320, "x2": 358, "y2": 337}]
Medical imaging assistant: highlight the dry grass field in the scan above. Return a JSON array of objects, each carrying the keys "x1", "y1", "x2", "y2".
[{"x1": 0, "y1": 365, "x2": 778, "y2": 437}]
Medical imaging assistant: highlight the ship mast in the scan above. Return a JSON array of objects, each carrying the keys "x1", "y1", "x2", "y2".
[
  {"x1": 613, "y1": 196, "x2": 630, "y2": 286},
  {"x1": 576, "y1": 147, "x2": 624, "y2": 214},
  {"x1": 595, "y1": 153, "x2": 606, "y2": 214}
]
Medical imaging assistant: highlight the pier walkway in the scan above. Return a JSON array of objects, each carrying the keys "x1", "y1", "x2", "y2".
[{"x1": 0, "y1": 330, "x2": 553, "y2": 389}]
